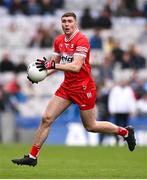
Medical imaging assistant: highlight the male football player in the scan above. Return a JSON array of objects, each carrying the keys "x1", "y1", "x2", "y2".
[{"x1": 12, "y1": 12, "x2": 136, "y2": 167}]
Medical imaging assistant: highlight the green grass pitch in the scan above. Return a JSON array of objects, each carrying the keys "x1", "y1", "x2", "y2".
[{"x1": 0, "y1": 144, "x2": 147, "y2": 179}]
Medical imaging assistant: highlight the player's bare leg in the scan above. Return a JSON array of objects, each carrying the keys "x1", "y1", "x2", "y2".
[
  {"x1": 12, "y1": 95, "x2": 72, "y2": 166},
  {"x1": 80, "y1": 106, "x2": 136, "y2": 151},
  {"x1": 80, "y1": 106, "x2": 119, "y2": 133},
  {"x1": 32, "y1": 95, "x2": 71, "y2": 147}
]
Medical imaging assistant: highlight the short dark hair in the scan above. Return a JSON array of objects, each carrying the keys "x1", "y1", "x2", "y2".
[{"x1": 61, "y1": 12, "x2": 77, "y2": 20}]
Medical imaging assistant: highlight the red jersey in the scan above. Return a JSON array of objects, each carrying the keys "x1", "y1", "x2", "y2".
[{"x1": 53, "y1": 29, "x2": 96, "y2": 93}]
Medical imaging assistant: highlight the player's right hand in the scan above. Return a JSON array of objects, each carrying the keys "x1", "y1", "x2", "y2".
[
  {"x1": 35, "y1": 57, "x2": 55, "y2": 71},
  {"x1": 27, "y1": 75, "x2": 38, "y2": 84}
]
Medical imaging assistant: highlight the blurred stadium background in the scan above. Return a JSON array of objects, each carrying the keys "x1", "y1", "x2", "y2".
[{"x1": 0, "y1": 0, "x2": 147, "y2": 147}]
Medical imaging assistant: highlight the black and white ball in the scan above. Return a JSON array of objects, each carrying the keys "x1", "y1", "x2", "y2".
[{"x1": 27, "y1": 61, "x2": 47, "y2": 83}]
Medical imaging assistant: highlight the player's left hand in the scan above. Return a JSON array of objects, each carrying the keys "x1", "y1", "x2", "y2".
[{"x1": 35, "y1": 57, "x2": 55, "y2": 71}]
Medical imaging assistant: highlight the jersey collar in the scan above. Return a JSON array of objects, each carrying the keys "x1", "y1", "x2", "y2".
[{"x1": 65, "y1": 29, "x2": 79, "y2": 42}]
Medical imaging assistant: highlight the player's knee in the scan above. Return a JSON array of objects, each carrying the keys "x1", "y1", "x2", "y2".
[
  {"x1": 84, "y1": 124, "x2": 96, "y2": 132},
  {"x1": 42, "y1": 114, "x2": 54, "y2": 127}
]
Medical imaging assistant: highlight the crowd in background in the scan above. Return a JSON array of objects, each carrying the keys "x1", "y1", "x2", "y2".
[
  {"x1": 0, "y1": 0, "x2": 64, "y2": 15},
  {"x1": 0, "y1": 0, "x2": 147, "y2": 18},
  {"x1": 0, "y1": 0, "x2": 147, "y2": 141}
]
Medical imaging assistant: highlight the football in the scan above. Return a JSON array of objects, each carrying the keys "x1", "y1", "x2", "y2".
[{"x1": 27, "y1": 61, "x2": 47, "y2": 83}]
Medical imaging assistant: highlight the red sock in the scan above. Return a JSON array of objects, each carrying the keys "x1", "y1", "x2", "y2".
[
  {"x1": 29, "y1": 144, "x2": 41, "y2": 158},
  {"x1": 118, "y1": 127, "x2": 128, "y2": 137}
]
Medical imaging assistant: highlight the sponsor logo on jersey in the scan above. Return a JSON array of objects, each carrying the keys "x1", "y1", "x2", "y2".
[{"x1": 61, "y1": 55, "x2": 73, "y2": 63}]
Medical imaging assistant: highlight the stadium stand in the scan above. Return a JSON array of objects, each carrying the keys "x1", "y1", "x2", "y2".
[{"x1": 0, "y1": 0, "x2": 147, "y2": 145}]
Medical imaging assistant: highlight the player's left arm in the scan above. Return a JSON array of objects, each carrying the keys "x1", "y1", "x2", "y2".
[{"x1": 55, "y1": 54, "x2": 85, "y2": 72}]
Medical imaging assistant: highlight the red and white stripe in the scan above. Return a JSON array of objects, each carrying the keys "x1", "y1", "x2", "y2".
[
  {"x1": 76, "y1": 46, "x2": 88, "y2": 53},
  {"x1": 65, "y1": 29, "x2": 79, "y2": 42},
  {"x1": 74, "y1": 53, "x2": 86, "y2": 57}
]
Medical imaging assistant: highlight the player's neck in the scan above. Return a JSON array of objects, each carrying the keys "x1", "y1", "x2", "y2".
[{"x1": 65, "y1": 28, "x2": 79, "y2": 42}]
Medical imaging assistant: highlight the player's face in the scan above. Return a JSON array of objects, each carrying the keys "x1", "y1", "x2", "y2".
[{"x1": 61, "y1": 16, "x2": 77, "y2": 36}]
